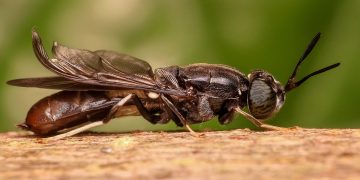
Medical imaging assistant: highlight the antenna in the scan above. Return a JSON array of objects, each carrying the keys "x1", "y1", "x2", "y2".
[{"x1": 284, "y1": 33, "x2": 340, "y2": 92}]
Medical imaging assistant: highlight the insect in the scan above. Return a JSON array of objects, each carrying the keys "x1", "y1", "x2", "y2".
[{"x1": 7, "y1": 30, "x2": 340, "y2": 139}]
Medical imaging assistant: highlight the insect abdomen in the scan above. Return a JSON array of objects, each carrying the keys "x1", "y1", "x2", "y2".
[{"x1": 18, "y1": 91, "x2": 116, "y2": 135}]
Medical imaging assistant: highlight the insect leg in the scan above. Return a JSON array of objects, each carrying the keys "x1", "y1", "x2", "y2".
[
  {"x1": 45, "y1": 121, "x2": 104, "y2": 140},
  {"x1": 234, "y1": 107, "x2": 287, "y2": 130},
  {"x1": 45, "y1": 94, "x2": 135, "y2": 140},
  {"x1": 161, "y1": 104, "x2": 181, "y2": 125},
  {"x1": 46, "y1": 94, "x2": 163, "y2": 140},
  {"x1": 218, "y1": 109, "x2": 236, "y2": 125},
  {"x1": 104, "y1": 94, "x2": 134, "y2": 122},
  {"x1": 160, "y1": 94, "x2": 200, "y2": 136},
  {"x1": 105, "y1": 94, "x2": 162, "y2": 124}
]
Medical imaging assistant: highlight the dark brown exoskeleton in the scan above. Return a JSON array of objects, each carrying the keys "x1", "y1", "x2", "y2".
[{"x1": 7, "y1": 30, "x2": 340, "y2": 139}]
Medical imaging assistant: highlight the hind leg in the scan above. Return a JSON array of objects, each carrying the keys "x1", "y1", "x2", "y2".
[{"x1": 46, "y1": 94, "x2": 171, "y2": 140}]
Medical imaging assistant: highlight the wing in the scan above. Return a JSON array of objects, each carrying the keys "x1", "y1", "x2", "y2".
[
  {"x1": 7, "y1": 76, "x2": 123, "y2": 91},
  {"x1": 28, "y1": 30, "x2": 185, "y2": 95},
  {"x1": 94, "y1": 50, "x2": 154, "y2": 76}
]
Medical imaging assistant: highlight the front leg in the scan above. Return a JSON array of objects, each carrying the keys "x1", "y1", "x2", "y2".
[{"x1": 234, "y1": 107, "x2": 287, "y2": 130}]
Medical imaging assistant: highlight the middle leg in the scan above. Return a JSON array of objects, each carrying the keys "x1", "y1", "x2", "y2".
[{"x1": 160, "y1": 94, "x2": 201, "y2": 136}]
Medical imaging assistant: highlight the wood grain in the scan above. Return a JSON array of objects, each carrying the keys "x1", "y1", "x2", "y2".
[{"x1": 0, "y1": 128, "x2": 359, "y2": 179}]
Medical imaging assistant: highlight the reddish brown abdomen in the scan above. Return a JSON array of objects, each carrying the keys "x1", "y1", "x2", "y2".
[{"x1": 19, "y1": 91, "x2": 115, "y2": 135}]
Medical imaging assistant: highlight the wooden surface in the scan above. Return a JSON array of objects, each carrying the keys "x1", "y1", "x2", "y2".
[{"x1": 0, "y1": 128, "x2": 359, "y2": 180}]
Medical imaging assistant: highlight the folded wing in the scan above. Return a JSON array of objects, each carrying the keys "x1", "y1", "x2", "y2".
[
  {"x1": 7, "y1": 76, "x2": 122, "y2": 91},
  {"x1": 9, "y1": 30, "x2": 185, "y2": 95}
]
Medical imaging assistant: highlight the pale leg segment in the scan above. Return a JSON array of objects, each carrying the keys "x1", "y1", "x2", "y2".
[
  {"x1": 45, "y1": 94, "x2": 133, "y2": 140},
  {"x1": 45, "y1": 121, "x2": 105, "y2": 141},
  {"x1": 235, "y1": 107, "x2": 287, "y2": 131}
]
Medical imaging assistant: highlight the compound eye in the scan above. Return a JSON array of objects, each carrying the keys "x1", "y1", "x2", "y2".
[{"x1": 248, "y1": 79, "x2": 277, "y2": 119}]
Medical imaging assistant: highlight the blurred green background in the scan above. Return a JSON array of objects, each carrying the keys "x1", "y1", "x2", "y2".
[{"x1": 0, "y1": 0, "x2": 359, "y2": 133}]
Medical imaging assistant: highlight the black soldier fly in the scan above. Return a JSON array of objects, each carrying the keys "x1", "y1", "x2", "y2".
[{"x1": 7, "y1": 30, "x2": 340, "y2": 139}]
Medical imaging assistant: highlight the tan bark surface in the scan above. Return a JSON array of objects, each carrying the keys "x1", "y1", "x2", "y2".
[{"x1": 0, "y1": 128, "x2": 359, "y2": 180}]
